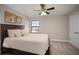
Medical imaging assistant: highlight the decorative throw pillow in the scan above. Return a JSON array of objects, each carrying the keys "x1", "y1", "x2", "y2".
[
  {"x1": 8, "y1": 29, "x2": 29, "y2": 37},
  {"x1": 20, "y1": 29, "x2": 29, "y2": 36},
  {"x1": 8, "y1": 29, "x2": 22, "y2": 37},
  {"x1": 8, "y1": 30, "x2": 17, "y2": 37},
  {"x1": 14, "y1": 29, "x2": 22, "y2": 37}
]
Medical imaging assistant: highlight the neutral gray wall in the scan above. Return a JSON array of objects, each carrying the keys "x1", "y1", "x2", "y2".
[{"x1": 30, "y1": 15, "x2": 69, "y2": 40}]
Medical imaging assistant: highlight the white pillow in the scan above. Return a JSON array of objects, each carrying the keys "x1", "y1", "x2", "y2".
[
  {"x1": 8, "y1": 29, "x2": 22, "y2": 37},
  {"x1": 8, "y1": 29, "x2": 29, "y2": 37},
  {"x1": 15, "y1": 30, "x2": 22, "y2": 37},
  {"x1": 8, "y1": 30, "x2": 16, "y2": 37},
  {"x1": 20, "y1": 29, "x2": 29, "y2": 36}
]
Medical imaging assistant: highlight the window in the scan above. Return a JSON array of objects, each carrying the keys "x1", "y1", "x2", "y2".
[{"x1": 31, "y1": 20, "x2": 39, "y2": 33}]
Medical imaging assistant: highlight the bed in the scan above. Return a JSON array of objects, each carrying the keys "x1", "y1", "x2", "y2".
[
  {"x1": 1, "y1": 24, "x2": 49, "y2": 55},
  {"x1": 3, "y1": 34, "x2": 49, "y2": 55}
]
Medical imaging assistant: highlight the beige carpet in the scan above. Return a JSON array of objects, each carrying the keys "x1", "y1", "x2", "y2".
[{"x1": 49, "y1": 41, "x2": 79, "y2": 55}]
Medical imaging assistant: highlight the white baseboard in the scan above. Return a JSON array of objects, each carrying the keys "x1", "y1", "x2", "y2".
[{"x1": 69, "y1": 41, "x2": 79, "y2": 49}]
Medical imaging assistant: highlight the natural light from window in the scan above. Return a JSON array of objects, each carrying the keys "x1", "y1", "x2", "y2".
[{"x1": 31, "y1": 20, "x2": 39, "y2": 33}]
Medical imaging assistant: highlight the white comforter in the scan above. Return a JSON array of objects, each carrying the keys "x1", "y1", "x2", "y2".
[{"x1": 3, "y1": 34, "x2": 49, "y2": 55}]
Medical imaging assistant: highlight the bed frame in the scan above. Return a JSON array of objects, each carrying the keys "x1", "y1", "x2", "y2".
[{"x1": 0, "y1": 24, "x2": 49, "y2": 55}]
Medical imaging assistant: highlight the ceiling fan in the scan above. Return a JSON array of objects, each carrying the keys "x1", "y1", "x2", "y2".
[{"x1": 34, "y1": 4, "x2": 55, "y2": 15}]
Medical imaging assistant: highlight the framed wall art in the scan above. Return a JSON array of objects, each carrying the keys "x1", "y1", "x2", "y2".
[
  {"x1": 5, "y1": 11, "x2": 16, "y2": 23},
  {"x1": 4, "y1": 11, "x2": 22, "y2": 24},
  {"x1": 16, "y1": 16, "x2": 22, "y2": 24}
]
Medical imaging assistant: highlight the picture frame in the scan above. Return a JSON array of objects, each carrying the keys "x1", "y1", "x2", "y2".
[
  {"x1": 5, "y1": 11, "x2": 22, "y2": 24},
  {"x1": 5, "y1": 11, "x2": 16, "y2": 23},
  {"x1": 16, "y1": 16, "x2": 22, "y2": 24}
]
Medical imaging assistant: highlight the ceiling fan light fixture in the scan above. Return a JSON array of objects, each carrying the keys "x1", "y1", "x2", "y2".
[{"x1": 39, "y1": 11, "x2": 48, "y2": 16}]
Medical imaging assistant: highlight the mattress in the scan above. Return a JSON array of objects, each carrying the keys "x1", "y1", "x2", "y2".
[{"x1": 3, "y1": 34, "x2": 49, "y2": 55}]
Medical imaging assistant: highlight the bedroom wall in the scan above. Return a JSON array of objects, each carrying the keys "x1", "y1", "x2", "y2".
[
  {"x1": 30, "y1": 15, "x2": 69, "y2": 40},
  {"x1": 0, "y1": 5, "x2": 29, "y2": 27}
]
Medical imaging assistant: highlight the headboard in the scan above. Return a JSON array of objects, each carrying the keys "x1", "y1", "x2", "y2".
[{"x1": 0, "y1": 24, "x2": 25, "y2": 45}]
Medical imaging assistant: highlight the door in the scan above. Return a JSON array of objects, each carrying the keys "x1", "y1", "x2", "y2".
[{"x1": 69, "y1": 14, "x2": 79, "y2": 49}]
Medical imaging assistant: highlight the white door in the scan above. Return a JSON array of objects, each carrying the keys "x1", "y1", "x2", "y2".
[
  {"x1": 73, "y1": 14, "x2": 79, "y2": 49},
  {"x1": 69, "y1": 14, "x2": 79, "y2": 49},
  {"x1": 77, "y1": 14, "x2": 79, "y2": 33}
]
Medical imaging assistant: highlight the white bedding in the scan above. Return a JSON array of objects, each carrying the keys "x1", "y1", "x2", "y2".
[{"x1": 3, "y1": 34, "x2": 49, "y2": 55}]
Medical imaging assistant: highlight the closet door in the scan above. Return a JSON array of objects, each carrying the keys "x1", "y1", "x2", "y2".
[
  {"x1": 69, "y1": 14, "x2": 76, "y2": 39},
  {"x1": 69, "y1": 13, "x2": 79, "y2": 49},
  {"x1": 77, "y1": 14, "x2": 79, "y2": 33},
  {"x1": 73, "y1": 14, "x2": 79, "y2": 35},
  {"x1": 0, "y1": 25, "x2": 1, "y2": 51},
  {"x1": 76, "y1": 14, "x2": 79, "y2": 41},
  {"x1": 73, "y1": 14, "x2": 77, "y2": 34},
  {"x1": 73, "y1": 14, "x2": 79, "y2": 48}
]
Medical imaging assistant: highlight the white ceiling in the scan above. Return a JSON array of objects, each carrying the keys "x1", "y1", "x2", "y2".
[{"x1": 5, "y1": 4, "x2": 79, "y2": 17}]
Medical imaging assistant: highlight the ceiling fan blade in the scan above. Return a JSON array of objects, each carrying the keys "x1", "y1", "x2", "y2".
[
  {"x1": 40, "y1": 4, "x2": 45, "y2": 10},
  {"x1": 46, "y1": 11, "x2": 50, "y2": 14},
  {"x1": 46, "y1": 7, "x2": 55, "y2": 10}
]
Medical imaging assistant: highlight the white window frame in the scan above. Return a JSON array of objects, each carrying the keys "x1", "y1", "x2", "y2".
[{"x1": 31, "y1": 20, "x2": 39, "y2": 33}]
